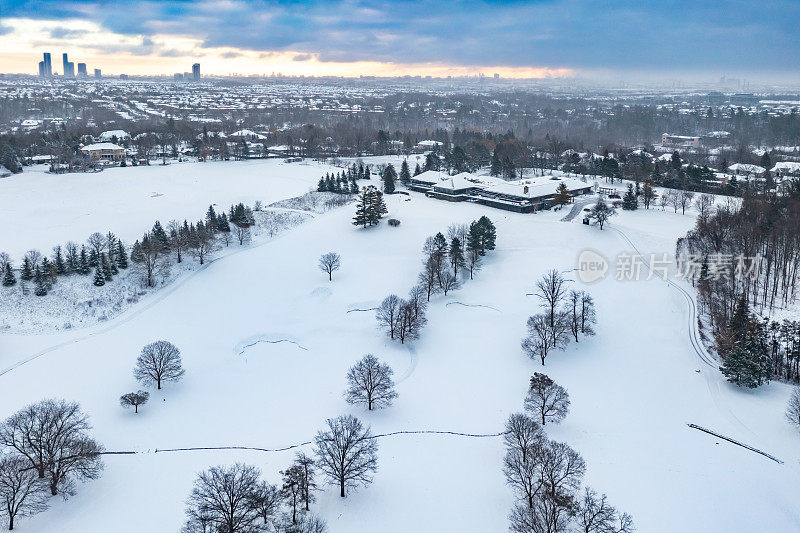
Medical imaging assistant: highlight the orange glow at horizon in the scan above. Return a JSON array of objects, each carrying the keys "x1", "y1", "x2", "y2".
[{"x1": 0, "y1": 17, "x2": 575, "y2": 79}]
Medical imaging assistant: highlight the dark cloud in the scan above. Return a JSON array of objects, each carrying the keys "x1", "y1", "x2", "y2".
[
  {"x1": 292, "y1": 53, "x2": 311, "y2": 62},
  {"x1": 2, "y1": 0, "x2": 798, "y2": 74},
  {"x1": 0, "y1": 23, "x2": 11, "y2": 36}
]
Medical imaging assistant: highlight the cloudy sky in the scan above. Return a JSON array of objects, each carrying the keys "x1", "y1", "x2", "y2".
[{"x1": 0, "y1": 0, "x2": 798, "y2": 81}]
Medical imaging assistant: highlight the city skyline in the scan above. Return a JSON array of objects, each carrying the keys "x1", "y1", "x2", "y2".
[{"x1": 1, "y1": 0, "x2": 798, "y2": 84}]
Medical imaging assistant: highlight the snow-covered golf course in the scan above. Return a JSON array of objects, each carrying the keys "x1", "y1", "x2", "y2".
[{"x1": 0, "y1": 159, "x2": 798, "y2": 532}]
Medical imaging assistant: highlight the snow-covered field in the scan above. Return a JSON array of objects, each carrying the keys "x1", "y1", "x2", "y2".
[
  {"x1": 0, "y1": 159, "x2": 329, "y2": 258},
  {"x1": 1, "y1": 164, "x2": 799, "y2": 532}
]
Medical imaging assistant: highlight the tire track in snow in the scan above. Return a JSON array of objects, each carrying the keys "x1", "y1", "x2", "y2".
[
  {"x1": 445, "y1": 301, "x2": 502, "y2": 313},
  {"x1": 235, "y1": 337, "x2": 309, "y2": 357},
  {"x1": 608, "y1": 225, "x2": 757, "y2": 437},
  {"x1": 98, "y1": 429, "x2": 509, "y2": 456},
  {"x1": 0, "y1": 210, "x2": 315, "y2": 379}
]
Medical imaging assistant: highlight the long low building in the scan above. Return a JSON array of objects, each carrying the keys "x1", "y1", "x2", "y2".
[{"x1": 409, "y1": 171, "x2": 593, "y2": 213}]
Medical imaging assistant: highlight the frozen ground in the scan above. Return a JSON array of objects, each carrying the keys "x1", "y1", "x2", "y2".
[
  {"x1": 0, "y1": 171, "x2": 798, "y2": 532},
  {"x1": 0, "y1": 158, "x2": 331, "y2": 258}
]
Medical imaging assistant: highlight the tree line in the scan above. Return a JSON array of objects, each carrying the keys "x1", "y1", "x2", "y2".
[
  {"x1": 0, "y1": 201, "x2": 266, "y2": 296},
  {"x1": 375, "y1": 217, "x2": 497, "y2": 344}
]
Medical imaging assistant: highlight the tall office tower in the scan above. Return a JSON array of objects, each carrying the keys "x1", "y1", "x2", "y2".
[
  {"x1": 192, "y1": 63, "x2": 200, "y2": 81},
  {"x1": 94, "y1": 69, "x2": 101, "y2": 78},
  {"x1": 77, "y1": 63, "x2": 87, "y2": 77},
  {"x1": 62, "y1": 53, "x2": 69, "y2": 76},
  {"x1": 43, "y1": 52, "x2": 52, "y2": 77},
  {"x1": 38, "y1": 61, "x2": 45, "y2": 77}
]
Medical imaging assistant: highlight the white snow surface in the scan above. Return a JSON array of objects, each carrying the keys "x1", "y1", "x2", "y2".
[
  {"x1": 0, "y1": 169, "x2": 799, "y2": 532},
  {"x1": 0, "y1": 159, "x2": 329, "y2": 258}
]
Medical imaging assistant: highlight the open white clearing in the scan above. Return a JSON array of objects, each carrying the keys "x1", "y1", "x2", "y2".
[{"x1": 0, "y1": 170, "x2": 798, "y2": 532}]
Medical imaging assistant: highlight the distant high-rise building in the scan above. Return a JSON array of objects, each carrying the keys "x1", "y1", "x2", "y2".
[
  {"x1": 77, "y1": 63, "x2": 87, "y2": 77},
  {"x1": 174, "y1": 73, "x2": 184, "y2": 80},
  {"x1": 38, "y1": 61, "x2": 45, "y2": 77},
  {"x1": 94, "y1": 69, "x2": 101, "y2": 78},
  {"x1": 62, "y1": 53, "x2": 75, "y2": 77},
  {"x1": 119, "y1": 74, "x2": 129, "y2": 80},
  {"x1": 42, "y1": 53, "x2": 52, "y2": 77},
  {"x1": 192, "y1": 63, "x2": 200, "y2": 81}
]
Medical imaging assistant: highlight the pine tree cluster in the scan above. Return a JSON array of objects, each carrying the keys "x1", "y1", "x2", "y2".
[
  {"x1": 317, "y1": 163, "x2": 368, "y2": 194},
  {"x1": 352, "y1": 186, "x2": 388, "y2": 228}
]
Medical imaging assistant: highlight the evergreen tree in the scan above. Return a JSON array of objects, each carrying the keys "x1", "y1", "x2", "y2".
[
  {"x1": 414, "y1": 163, "x2": 422, "y2": 176},
  {"x1": 88, "y1": 248, "x2": 99, "y2": 268},
  {"x1": 641, "y1": 180, "x2": 656, "y2": 209},
  {"x1": 553, "y1": 182, "x2": 571, "y2": 207},
  {"x1": 367, "y1": 187, "x2": 388, "y2": 225},
  {"x1": 54, "y1": 246, "x2": 67, "y2": 275},
  {"x1": 467, "y1": 221, "x2": 483, "y2": 256},
  {"x1": 93, "y1": 267, "x2": 106, "y2": 287},
  {"x1": 317, "y1": 177, "x2": 327, "y2": 192},
  {"x1": 216, "y1": 213, "x2": 231, "y2": 233},
  {"x1": 20, "y1": 256, "x2": 33, "y2": 281},
  {"x1": 78, "y1": 246, "x2": 90, "y2": 275},
  {"x1": 101, "y1": 253, "x2": 113, "y2": 281},
  {"x1": 382, "y1": 164, "x2": 397, "y2": 194},
  {"x1": 349, "y1": 179, "x2": 359, "y2": 194},
  {"x1": 399, "y1": 160, "x2": 411, "y2": 185},
  {"x1": 449, "y1": 237, "x2": 465, "y2": 276},
  {"x1": 490, "y1": 150, "x2": 502, "y2": 176},
  {"x1": 352, "y1": 188, "x2": 371, "y2": 228},
  {"x1": 151, "y1": 220, "x2": 170, "y2": 251},
  {"x1": 33, "y1": 266, "x2": 48, "y2": 296},
  {"x1": 477, "y1": 216, "x2": 497, "y2": 252},
  {"x1": 622, "y1": 184, "x2": 638, "y2": 210},
  {"x1": 205, "y1": 205, "x2": 217, "y2": 227},
  {"x1": 2, "y1": 262, "x2": 16, "y2": 287},
  {"x1": 41, "y1": 256, "x2": 55, "y2": 284},
  {"x1": 116, "y1": 241, "x2": 129, "y2": 269}
]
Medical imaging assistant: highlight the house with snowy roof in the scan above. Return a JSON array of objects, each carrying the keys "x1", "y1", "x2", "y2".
[
  {"x1": 98, "y1": 130, "x2": 130, "y2": 143},
  {"x1": 80, "y1": 142, "x2": 125, "y2": 162}
]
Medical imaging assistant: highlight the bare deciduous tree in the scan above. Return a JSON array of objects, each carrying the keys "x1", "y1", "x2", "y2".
[
  {"x1": 345, "y1": 354, "x2": 398, "y2": 411},
  {"x1": 184, "y1": 463, "x2": 262, "y2": 533},
  {"x1": 525, "y1": 373, "x2": 570, "y2": 426},
  {"x1": 522, "y1": 313, "x2": 571, "y2": 365},
  {"x1": 578, "y1": 487, "x2": 635, "y2": 533},
  {"x1": 418, "y1": 256, "x2": 442, "y2": 302},
  {"x1": 504, "y1": 413, "x2": 544, "y2": 465},
  {"x1": 0, "y1": 455, "x2": 48, "y2": 531},
  {"x1": 134, "y1": 340, "x2": 185, "y2": 390},
  {"x1": 535, "y1": 270, "x2": 568, "y2": 327},
  {"x1": 376, "y1": 295, "x2": 402, "y2": 340},
  {"x1": 119, "y1": 391, "x2": 150, "y2": 413},
  {"x1": 233, "y1": 223, "x2": 251, "y2": 246},
  {"x1": 440, "y1": 270, "x2": 461, "y2": 295},
  {"x1": 786, "y1": 388, "x2": 800, "y2": 429},
  {"x1": 0, "y1": 399, "x2": 103, "y2": 496},
  {"x1": 466, "y1": 247, "x2": 482, "y2": 280},
  {"x1": 314, "y1": 415, "x2": 378, "y2": 498},
  {"x1": 318, "y1": 252, "x2": 341, "y2": 281}
]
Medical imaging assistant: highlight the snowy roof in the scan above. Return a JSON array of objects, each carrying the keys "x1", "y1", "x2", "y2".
[
  {"x1": 99, "y1": 130, "x2": 130, "y2": 141},
  {"x1": 416, "y1": 140, "x2": 443, "y2": 147},
  {"x1": 728, "y1": 163, "x2": 765, "y2": 174},
  {"x1": 415, "y1": 170, "x2": 590, "y2": 199},
  {"x1": 771, "y1": 162, "x2": 800, "y2": 173},
  {"x1": 657, "y1": 153, "x2": 674, "y2": 162},
  {"x1": 81, "y1": 142, "x2": 125, "y2": 151},
  {"x1": 230, "y1": 129, "x2": 268, "y2": 140}
]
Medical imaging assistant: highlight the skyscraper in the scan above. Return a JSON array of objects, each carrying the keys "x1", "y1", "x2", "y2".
[
  {"x1": 62, "y1": 53, "x2": 75, "y2": 77},
  {"x1": 94, "y1": 69, "x2": 101, "y2": 78},
  {"x1": 192, "y1": 63, "x2": 201, "y2": 81},
  {"x1": 38, "y1": 61, "x2": 45, "y2": 77},
  {"x1": 77, "y1": 63, "x2": 87, "y2": 77},
  {"x1": 43, "y1": 52, "x2": 52, "y2": 77}
]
